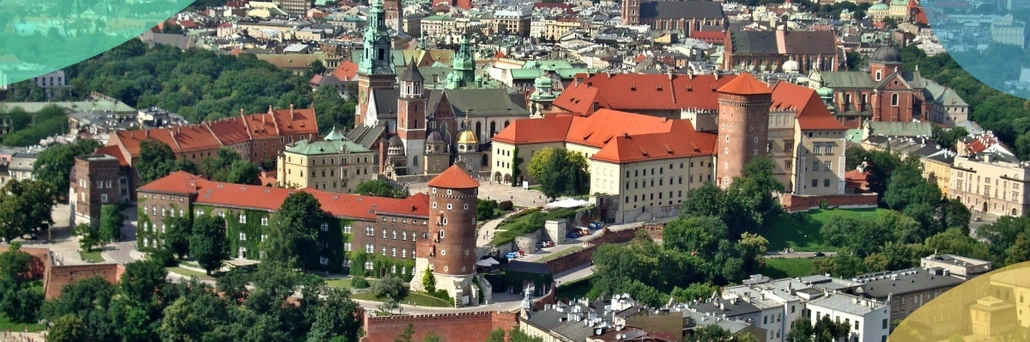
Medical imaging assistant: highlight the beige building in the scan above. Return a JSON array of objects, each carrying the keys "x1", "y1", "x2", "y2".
[
  {"x1": 950, "y1": 153, "x2": 1030, "y2": 217},
  {"x1": 542, "y1": 17, "x2": 582, "y2": 40},
  {"x1": 494, "y1": 76, "x2": 848, "y2": 223},
  {"x1": 920, "y1": 253, "x2": 993, "y2": 280},
  {"x1": 276, "y1": 128, "x2": 375, "y2": 193},
  {"x1": 992, "y1": 14, "x2": 1026, "y2": 49}
]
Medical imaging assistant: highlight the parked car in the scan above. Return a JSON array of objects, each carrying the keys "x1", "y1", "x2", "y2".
[
  {"x1": 813, "y1": 252, "x2": 825, "y2": 257},
  {"x1": 974, "y1": 216, "x2": 983, "y2": 222}
]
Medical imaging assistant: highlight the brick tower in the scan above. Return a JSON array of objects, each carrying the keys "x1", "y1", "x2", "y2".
[
  {"x1": 621, "y1": 0, "x2": 641, "y2": 25},
  {"x1": 716, "y1": 73, "x2": 772, "y2": 188},
  {"x1": 410, "y1": 165, "x2": 490, "y2": 307},
  {"x1": 354, "y1": 0, "x2": 397, "y2": 127},
  {"x1": 398, "y1": 59, "x2": 427, "y2": 171}
]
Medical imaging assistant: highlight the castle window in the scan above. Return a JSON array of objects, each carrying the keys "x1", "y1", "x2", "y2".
[
  {"x1": 393, "y1": 230, "x2": 397, "y2": 239},
  {"x1": 891, "y1": 93, "x2": 899, "y2": 106},
  {"x1": 402, "y1": 249, "x2": 407, "y2": 258},
  {"x1": 439, "y1": 230, "x2": 445, "y2": 239},
  {"x1": 239, "y1": 215, "x2": 247, "y2": 224},
  {"x1": 322, "y1": 223, "x2": 330, "y2": 232}
]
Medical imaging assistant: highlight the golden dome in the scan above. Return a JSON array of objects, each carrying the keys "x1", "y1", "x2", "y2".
[{"x1": 456, "y1": 129, "x2": 478, "y2": 145}]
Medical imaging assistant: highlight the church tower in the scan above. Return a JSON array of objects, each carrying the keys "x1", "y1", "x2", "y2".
[
  {"x1": 529, "y1": 71, "x2": 557, "y2": 118},
  {"x1": 715, "y1": 73, "x2": 772, "y2": 188},
  {"x1": 455, "y1": 115, "x2": 484, "y2": 175},
  {"x1": 398, "y1": 59, "x2": 427, "y2": 172},
  {"x1": 410, "y1": 166, "x2": 487, "y2": 307},
  {"x1": 621, "y1": 0, "x2": 641, "y2": 25},
  {"x1": 384, "y1": 0, "x2": 402, "y2": 33},
  {"x1": 355, "y1": 0, "x2": 397, "y2": 128},
  {"x1": 445, "y1": 34, "x2": 477, "y2": 89}
]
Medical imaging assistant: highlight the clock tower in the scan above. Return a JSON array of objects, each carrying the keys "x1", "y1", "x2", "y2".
[{"x1": 355, "y1": 0, "x2": 397, "y2": 128}]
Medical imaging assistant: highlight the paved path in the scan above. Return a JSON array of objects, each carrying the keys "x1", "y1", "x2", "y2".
[
  {"x1": 409, "y1": 181, "x2": 548, "y2": 208},
  {"x1": 554, "y1": 264, "x2": 595, "y2": 286},
  {"x1": 477, "y1": 211, "x2": 520, "y2": 247}
]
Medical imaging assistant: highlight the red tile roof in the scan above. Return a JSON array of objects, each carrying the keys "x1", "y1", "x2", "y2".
[
  {"x1": 770, "y1": 82, "x2": 847, "y2": 130},
  {"x1": 378, "y1": 192, "x2": 430, "y2": 217},
  {"x1": 717, "y1": 73, "x2": 771, "y2": 95},
  {"x1": 138, "y1": 171, "x2": 409, "y2": 221},
  {"x1": 333, "y1": 60, "x2": 359, "y2": 81},
  {"x1": 493, "y1": 109, "x2": 717, "y2": 164},
  {"x1": 95, "y1": 145, "x2": 129, "y2": 167},
  {"x1": 110, "y1": 107, "x2": 317, "y2": 159},
  {"x1": 427, "y1": 165, "x2": 480, "y2": 189},
  {"x1": 552, "y1": 73, "x2": 737, "y2": 115}
]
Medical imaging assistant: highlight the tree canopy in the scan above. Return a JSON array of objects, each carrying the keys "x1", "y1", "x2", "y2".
[
  {"x1": 33, "y1": 139, "x2": 101, "y2": 198},
  {"x1": 355, "y1": 179, "x2": 408, "y2": 198},
  {"x1": 529, "y1": 148, "x2": 589, "y2": 199},
  {"x1": 263, "y1": 192, "x2": 323, "y2": 269}
]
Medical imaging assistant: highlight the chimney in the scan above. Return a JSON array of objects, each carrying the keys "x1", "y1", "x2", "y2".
[
  {"x1": 145, "y1": 130, "x2": 149, "y2": 138},
  {"x1": 240, "y1": 108, "x2": 245, "y2": 117},
  {"x1": 290, "y1": 104, "x2": 295, "y2": 120}
]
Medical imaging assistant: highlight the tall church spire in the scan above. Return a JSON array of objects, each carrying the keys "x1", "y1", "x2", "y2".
[{"x1": 359, "y1": 0, "x2": 395, "y2": 76}]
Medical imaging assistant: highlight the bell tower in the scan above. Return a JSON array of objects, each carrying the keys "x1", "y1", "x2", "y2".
[
  {"x1": 621, "y1": 0, "x2": 641, "y2": 25},
  {"x1": 398, "y1": 59, "x2": 427, "y2": 171},
  {"x1": 354, "y1": 0, "x2": 397, "y2": 127},
  {"x1": 715, "y1": 73, "x2": 772, "y2": 188}
]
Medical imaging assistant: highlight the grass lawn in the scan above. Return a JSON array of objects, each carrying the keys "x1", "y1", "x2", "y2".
[
  {"x1": 533, "y1": 245, "x2": 585, "y2": 263},
  {"x1": 351, "y1": 291, "x2": 451, "y2": 307},
  {"x1": 765, "y1": 208, "x2": 887, "y2": 252},
  {"x1": 0, "y1": 313, "x2": 44, "y2": 332},
  {"x1": 167, "y1": 266, "x2": 215, "y2": 280},
  {"x1": 325, "y1": 277, "x2": 377, "y2": 290},
  {"x1": 79, "y1": 250, "x2": 104, "y2": 263},
  {"x1": 761, "y1": 258, "x2": 817, "y2": 279}
]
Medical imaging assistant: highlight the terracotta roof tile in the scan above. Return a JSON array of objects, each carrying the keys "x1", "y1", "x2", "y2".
[
  {"x1": 427, "y1": 165, "x2": 479, "y2": 189},
  {"x1": 139, "y1": 171, "x2": 408, "y2": 221},
  {"x1": 770, "y1": 82, "x2": 846, "y2": 130},
  {"x1": 333, "y1": 60, "x2": 359, "y2": 81},
  {"x1": 717, "y1": 73, "x2": 771, "y2": 95},
  {"x1": 552, "y1": 74, "x2": 736, "y2": 115},
  {"x1": 94, "y1": 145, "x2": 129, "y2": 167},
  {"x1": 377, "y1": 193, "x2": 430, "y2": 217},
  {"x1": 491, "y1": 114, "x2": 574, "y2": 144}
]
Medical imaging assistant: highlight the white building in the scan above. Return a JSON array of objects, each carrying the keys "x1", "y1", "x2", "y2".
[{"x1": 806, "y1": 293, "x2": 891, "y2": 342}]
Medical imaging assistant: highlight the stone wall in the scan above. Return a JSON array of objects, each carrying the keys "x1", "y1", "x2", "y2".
[
  {"x1": 360, "y1": 311, "x2": 518, "y2": 342},
  {"x1": 780, "y1": 193, "x2": 879, "y2": 213},
  {"x1": 0, "y1": 246, "x2": 50, "y2": 280},
  {"x1": 539, "y1": 227, "x2": 641, "y2": 275},
  {"x1": 44, "y1": 263, "x2": 124, "y2": 299}
]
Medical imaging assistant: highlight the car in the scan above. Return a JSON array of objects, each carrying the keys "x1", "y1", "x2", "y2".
[
  {"x1": 813, "y1": 252, "x2": 825, "y2": 257},
  {"x1": 974, "y1": 216, "x2": 983, "y2": 222}
]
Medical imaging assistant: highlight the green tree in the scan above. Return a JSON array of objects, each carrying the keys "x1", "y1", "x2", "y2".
[
  {"x1": 99, "y1": 204, "x2": 124, "y2": 243},
  {"x1": 306, "y1": 287, "x2": 361, "y2": 342},
  {"x1": 680, "y1": 182, "x2": 727, "y2": 218},
  {"x1": 485, "y1": 328, "x2": 506, "y2": 342},
  {"x1": 355, "y1": 179, "x2": 406, "y2": 198},
  {"x1": 422, "y1": 268, "x2": 436, "y2": 293},
  {"x1": 813, "y1": 250, "x2": 866, "y2": 278},
  {"x1": 526, "y1": 147, "x2": 556, "y2": 181},
  {"x1": 931, "y1": 126, "x2": 969, "y2": 150},
  {"x1": 263, "y1": 192, "x2": 323, "y2": 269},
  {"x1": 0, "y1": 185, "x2": 30, "y2": 241},
  {"x1": 48, "y1": 314, "x2": 89, "y2": 342},
  {"x1": 200, "y1": 147, "x2": 244, "y2": 182},
  {"x1": 423, "y1": 332, "x2": 443, "y2": 342},
  {"x1": 32, "y1": 139, "x2": 101, "y2": 200},
  {"x1": 120, "y1": 259, "x2": 168, "y2": 305},
  {"x1": 190, "y1": 215, "x2": 228, "y2": 274},
  {"x1": 511, "y1": 147, "x2": 523, "y2": 187},
  {"x1": 690, "y1": 324, "x2": 733, "y2": 341},
  {"x1": 137, "y1": 139, "x2": 180, "y2": 184},
  {"x1": 1005, "y1": 233, "x2": 1030, "y2": 266},
  {"x1": 217, "y1": 268, "x2": 251, "y2": 303},
  {"x1": 226, "y1": 160, "x2": 261, "y2": 185},
  {"x1": 373, "y1": 276, "x2": 408, "y2": 300},
  {"x1": 509, "y1": 328, "x2": 544, "y2": 342},
  {"x1": 163, "y1": 215, "x2": 192, "y2": 259},
  {"x1": 76, "y1": 223, "x2": 103, "y2": 252},
  {"x1": 0, "y1": 242, "x2": 43, "y2": 322},
  {"x1": 664, "y1": 216, "x2": 728, "y2": 255},
  {"x1": 670, "y1": 283, "x2": 719, "y2": 302},
  {"x1": 534, "y1": 148, "x2": 589, "y2": 199},
  {"x1": 476, "y1": 199, "x2": 500, "y2": 221},
  {"x1": 786, "y1": 317, "x2": 815, "y2": 342}
]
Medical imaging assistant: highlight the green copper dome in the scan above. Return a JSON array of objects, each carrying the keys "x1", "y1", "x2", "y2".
[{"x1": 817, "y1": 86, "x2": 834, "y2": 98}]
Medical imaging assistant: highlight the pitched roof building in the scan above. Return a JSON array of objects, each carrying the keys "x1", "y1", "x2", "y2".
[{"x1": 723, "y1": 29, "x2": 840, "y2": 74}]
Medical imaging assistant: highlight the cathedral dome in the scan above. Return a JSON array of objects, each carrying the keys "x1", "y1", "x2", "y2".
[
  {"x1": 870, "y1": 45, "x2": 902, "y2": 63},
  {"x1": 534, "y1": 74, "x2": 553, "y2": 89},
  {"x1": 456, "y1": 129, "x2": 478, "y2": 145},
  {"x1": 782, "y1": 59, "x2": 800, "y2": 74},
  {"x1": 817, "y1": 86, "x2": 834, "y2": 98},
  {"x1": 427, "y1": 131, "x2": 445, "y2": 143}
]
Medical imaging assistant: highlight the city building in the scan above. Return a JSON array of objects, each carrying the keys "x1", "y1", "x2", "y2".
[
  {"x1": 76, "y1": 105, "x2": 317, "y2": 209},
  {"x1": 509, "y1": 73, "x2": 847, "y2": 222},
  {"x1": 136, "y1": 167, "x2": 480, "y2": 304},
  {"x1": 69, "y1": 154, "x2": 126, "y2": 227},
  {"x1": 520, "y1": 294, "x2": 680, "y2": 341},
  {"x1": 272, "y1": 0, "x2": 310, "y2": 17},
  {"x1": 991, "y1": 14, "x2": 1026, "y2": 48},
  {"x1": 276, "y1": 128, "x2": 375, "y2": 193},
  {"x1": 949, "y1": 149, "x2": 1030, "y2": 217},
  {"x1": 723, "y1": 29, "x2": 840, "y2": 74},
  {"x1": 919, "y1": 254, "x2": 993, "y2": 280},
  {"x1": 8, "y1": 151, "x2": 37, "y2": 181},
  {"x1": 810, "y1": 46, "x2": 969, "y2": 128},
  {"x1": 806, "y1": 293, "x2": 891, "y2": 342},
  {"x1": 621, "y1": 0, "x2": 726, "y2": 37}
]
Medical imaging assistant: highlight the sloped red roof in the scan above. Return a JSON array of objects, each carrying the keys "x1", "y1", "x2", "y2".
[
  {"x1": 552, "y1": 74, "x2": 737, "y2": 115},
  {"x1": 493, "y1": 109, "x2": 717, "y2": 164},
  {"x1": 533, "y1": 2, "x2": 573, "y2": 13},
  {"x1": 110, "y1": 107, "x2": 317, "y2": 158},
  {"x1": 427, "y1": 165, "x2": 479, "y2": 189},
  {"x1": 770, "y1": 82, "x2": 846, "y2": 130},
  {"x1": 333, "y1": 60, "x2": 359, "y2": 81},
  {"x1": 717, "y1": 73, "x2": 771, "y2": 95},
  {"x1": 94, "y1": 145, "x2": 129, "y2": 167},
  {"x1": 378, "y1": 193, "x2": 430, "y2": 217},
  {"x1": 139, "y1": 171, "x2": 408, "y2": 221}
]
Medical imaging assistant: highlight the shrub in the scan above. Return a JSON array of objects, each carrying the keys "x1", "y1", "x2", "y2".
[
  {"x1": 351, "y1": 276, "x2": 370, "y2": 289},
  {"x1": 149, "y1": 249, "x2": 177, "y2": 267},
  {"x1": 499, "y1": 200, "x2": 514, "y2": 211}
]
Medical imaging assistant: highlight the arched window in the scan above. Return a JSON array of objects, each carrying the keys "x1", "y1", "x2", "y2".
[{"x1": 891, "y1": 93, "x2": 899, "y2": 106}]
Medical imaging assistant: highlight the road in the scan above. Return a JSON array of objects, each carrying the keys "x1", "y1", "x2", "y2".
[
  {"x1": 765, "y1": 251, "x2": 838, "y2": 258},
  {"x1": 554, "y1": 264, "x2": 595, "y2": 286}
]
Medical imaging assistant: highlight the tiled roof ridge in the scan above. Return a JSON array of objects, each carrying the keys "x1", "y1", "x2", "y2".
[{"x1": 203, "y1": 122, "x2": 226, "y2": 146}]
